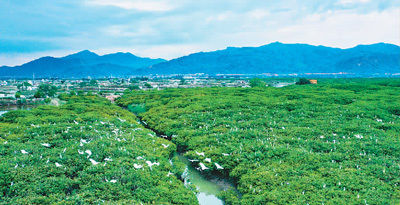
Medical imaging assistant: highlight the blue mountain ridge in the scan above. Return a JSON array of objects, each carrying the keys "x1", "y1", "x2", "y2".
[
  {"x1": 0, "y1": 50, "x2": 166, "y2": 78},
  {"x1": 145, "y1": 42, "x2": 400, "y2": 75},
  {"x1": 0, "y1": 42, "x2": 399, "y2": 78}
]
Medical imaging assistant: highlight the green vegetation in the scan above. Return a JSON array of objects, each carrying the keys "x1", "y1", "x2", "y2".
[
  {"x1": 128, "y1": 84, "x2": 141, "y2": 91},
  {"x1": 117, "y1": 79, "x2": 400, "y2": 204},
  {"x1": 127, "y1": 104, "x2": 146, "y2": 115},
  {"x1": 296, "y1": 78, "x2": 311, "y2": 85},
  {"x1": 15, "y1": 91, "x2": 21, "y2": 99},
  {"x1": 0, "y1": 95, "x2": 197, "y2": 204},
  {"x1": 144, "y1": 83, "x2": 153, "y2": 89},
  {"x1": 34, "y1": 84, "x2": 58, "y2": 98},
  {"x1": 249, "y1": 78, "x2": 266, "y2": 87}
]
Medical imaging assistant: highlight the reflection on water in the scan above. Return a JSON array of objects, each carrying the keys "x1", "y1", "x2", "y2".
[
  {"x1": 177, "y1": 154, "x2": 234, "y2": 205},
  {"x1": 0, "y1": 105, "x2": 37, "y2": 117}
]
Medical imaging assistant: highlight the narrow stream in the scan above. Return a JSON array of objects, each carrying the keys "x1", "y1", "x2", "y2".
[
  {"x1": 2, "y1": 104, "x2": 233, "y2": 205},
  {"x1": 137, "y1": 116, "x2": 233, "y2": 205},
  {"x1": 0, "y1": 105, "x2": 36, "y2": 116},
  {"x1": 177, "y1": 153, "x2": 233, "y2": 205},
  {"x1": 0, "y1": 110, "x2": 8, "y2": 117}
]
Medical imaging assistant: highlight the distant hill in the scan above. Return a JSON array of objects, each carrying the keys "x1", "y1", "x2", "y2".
[
  {"x1": 146, "y1": 42, "x2": 400, "y2": 76},
  {"x1": 1, "y1": 43, "x2": 399, "y2": 78},
  {"x1": 0, "y1": 50, "x2": 166, "y2": 78}
]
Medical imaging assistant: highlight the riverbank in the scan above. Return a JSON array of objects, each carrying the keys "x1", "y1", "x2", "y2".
[{"x1": 134, "y1": 114, "x2": 235, "y2": 205}]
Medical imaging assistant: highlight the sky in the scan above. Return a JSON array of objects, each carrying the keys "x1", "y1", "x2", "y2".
[{"x1": 0, "y1": 0, "x2": 399, "y2": 66}]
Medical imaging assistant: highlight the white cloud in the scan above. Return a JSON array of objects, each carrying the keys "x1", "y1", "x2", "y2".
[
  {"x1": 337, "y1": 0, "x2": 370, "y2": 6},
  {"x1": 93, "y1": 44, "x2": 215, "y2": 60},
  {"x1": 86, "y1": 0, "x2": 174, "y2": 12},
  {"x1": 2, "y1": 0, "x2": 399, "y2": 66},
  {"x1": 248, "y1": 9, "x2": 270, "y2": 19},
  {"x1": 270, "y1": 8, "x2": 400, "y2": 48}
]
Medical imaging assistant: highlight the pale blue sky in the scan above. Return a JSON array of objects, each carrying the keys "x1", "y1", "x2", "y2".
[{"x1": 0, "y1": 0, "x2": 399, "y2": 66}]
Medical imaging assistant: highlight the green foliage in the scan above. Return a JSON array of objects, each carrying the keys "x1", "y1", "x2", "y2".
[
  {"x1": 89, "y1": 79, "x2": 98, "y2": 86},
  {"x1": 15, "y1": 91, "x2": 21, "y2": 98},
  {"x1": 34, "y1": 90, "x2": 44, "y2": 98},
  {"x1": 0, "y1": 96, "x2": 197, "y2": 204},
  {"x1": 144, "y1": 83, "x2": 152, "y2": 88},
  {"x1": 296, "y1": 78, "x2": 311, "y2": 85},
  {"x1": 44, "y1": 98, "x2": 51, "y2": 104},
  {"x1": 127, "y1": 104, "x2": 146, "y2": 115},
  {"x1": 128, "y1": 84, "x2": 140, "y2": 91},
  {"x1": 249, "y1": 78, "x2": 266, "y2": 87},
  {"x1": 117, "y1": 79, "x2": 400, "y2": 204},
  {"x1": 38, "y1": 84, "x2": 58, "y2": 97}
]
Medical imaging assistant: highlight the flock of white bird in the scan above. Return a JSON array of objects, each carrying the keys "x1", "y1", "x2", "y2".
[
  {"x1": 8, "y1": 116, "x2": 233, "y2": 191},
  {"x1": 192, "y1": 150, "x2": 227, "y2": 170},
  {"x1": 19, "y1": 118, "x2": 194, "y2": 183}
]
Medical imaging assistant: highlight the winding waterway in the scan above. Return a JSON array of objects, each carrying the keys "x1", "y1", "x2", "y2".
[
  {"x1": 138, "y1": 116, "x2": 234, "y2": 204},
  {"x1": 177, "y1": 154, "x2": 234, "y2": 205},
  {"x1": 0, "y1": 105, "x2": 36, "y2": 116},
  {"x1": 2, "y1": 104, "x2": 234, "y2": 204}
]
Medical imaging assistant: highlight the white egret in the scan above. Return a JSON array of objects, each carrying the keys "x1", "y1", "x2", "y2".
[
  {"x1": 85, "y1": 150, "x2": 92, "y2": 158},
  {"x1": 215, "y1": 163, "x2": 224, "y2": 169},
  {"x1": 41, "y1": 143, "x2": 51, "y2": 147},
  {"x1": 196, "y1": 151, "x2": 205, "y2": 157},
  {"x1": 146, "y1": 161, "x2": 160, "y2": 170},
  {"x1": 89, "y1": 159, "x2": 99, "y2": 165},
  {"x1": 188, "y1": 159, "x2": 199, "y2": 162},
  {"x1": 134, "y1": 163, "x2": 143, "y2": 169},
  {"x1": 199, "y1": 163, "x2": 209, "y2": 170}
]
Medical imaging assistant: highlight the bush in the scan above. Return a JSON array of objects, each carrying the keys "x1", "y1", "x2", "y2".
[
  {"x1": 249, "y1": 78, "x2": 266, "y2": 88},
  {"x1": 127, "y1": 104, "x2": 146, "y2": 115},
  {"x1": 296, "y1": 78, "x2": 311, "y2": 85}
]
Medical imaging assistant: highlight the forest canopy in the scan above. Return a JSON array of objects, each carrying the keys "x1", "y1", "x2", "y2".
[
  {"x1": 0, "y1": 95, "x2": 197, "y2": 204},
  {"x1": 117, "y1": 79, "x2": 400, "y2": 205}
]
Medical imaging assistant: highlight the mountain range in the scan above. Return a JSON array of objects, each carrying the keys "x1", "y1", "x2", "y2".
[
  {"x1": 0, "y1": 50, "x2": 166, "y2": 78},
  {"x1": 1, "y1": 42, "x2": 399, "y2": 78}
]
